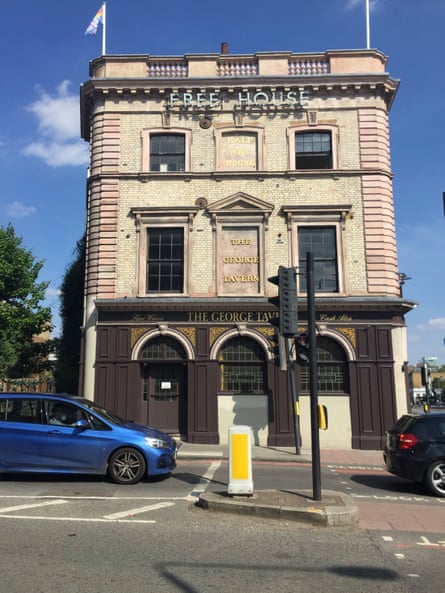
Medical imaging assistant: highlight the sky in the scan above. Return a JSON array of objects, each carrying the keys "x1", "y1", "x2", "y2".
[{"x1": 0, "y1": 0, "x2": 444, "y2": 367}]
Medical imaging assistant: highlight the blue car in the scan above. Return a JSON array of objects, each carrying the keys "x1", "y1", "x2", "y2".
[{"x1": 0, "y1": 393, "x2": 177, "y2": 484}]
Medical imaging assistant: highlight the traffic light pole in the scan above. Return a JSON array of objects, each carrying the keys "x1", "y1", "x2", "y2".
[
  {"x1": 307, "y1": 252, "x2": 321, "y2": 501},
  {"x1": 268, "y1": 266, "x2": 301, "y2": 455},
  {"x1": 286, "y1": 337, "x2": 301, "y2": 455}
]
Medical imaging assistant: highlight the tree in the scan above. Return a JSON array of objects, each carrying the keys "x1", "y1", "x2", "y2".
[
  {"x1": 54, "y1": 235, "x2": 85, "y2": 393},
  {"x1": 0, "y1": 224, "x2": 52, "y2": 378}
]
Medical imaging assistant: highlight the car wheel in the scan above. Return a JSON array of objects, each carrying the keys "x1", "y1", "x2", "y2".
[
  {"x1": 108, "y1": 447, "x2": 146, "y2": 485},
  {"x1": 424, "y1": 460, "x2": 445, "y2": 497}
]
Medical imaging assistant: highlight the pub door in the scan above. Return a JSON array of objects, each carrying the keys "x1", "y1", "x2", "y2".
[{"x1": 142, "y1": 363, "x2": 187, "y2": 435}]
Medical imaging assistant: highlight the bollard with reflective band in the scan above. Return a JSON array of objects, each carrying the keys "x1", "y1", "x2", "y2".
[{"x1": 228, "y1": 425, "x2": 254, "y2": 495}]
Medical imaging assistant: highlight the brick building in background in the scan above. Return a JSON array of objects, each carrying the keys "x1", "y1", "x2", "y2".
[{"x1": 79, "y1": 46, "x2": 416, "y2": 450}]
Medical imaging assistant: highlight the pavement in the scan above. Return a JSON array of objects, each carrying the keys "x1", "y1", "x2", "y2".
[
  {"x1": 177, "y1": 442, "x2": 384, "y2": 527},
  {"x1": 177, "y1": 441, "x2": 384, "y2": 465}
]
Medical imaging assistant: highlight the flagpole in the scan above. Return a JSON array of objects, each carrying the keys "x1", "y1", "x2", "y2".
[
  {"x1": 102, "y1": 2, "x2": 107, "y2": 55},
  {"x1": 365, "y1": 0, "x2": 370, "y2": 49}
]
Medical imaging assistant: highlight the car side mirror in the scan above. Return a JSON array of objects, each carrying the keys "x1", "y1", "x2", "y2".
[{"x1": 75, "y1": 418, "x2": 90, "y2": 429}]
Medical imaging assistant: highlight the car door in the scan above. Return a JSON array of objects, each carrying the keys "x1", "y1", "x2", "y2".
[
  {"x1": 42, "y1": 400, "x2": 104, "y2": 471},
  {"x1": 0, "y1": 397, "x2": 45, "y2": 470}
]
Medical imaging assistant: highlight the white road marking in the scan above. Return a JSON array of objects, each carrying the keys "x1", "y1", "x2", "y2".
[
  {"x1": 382, "y1": 536, "x2": 393, "y2": 541},
  {"x1": 188, "y1": 460, "x2": 221, "y2": 500},
  {"x1": 417, "y1": 536, "x2": 442, "y2": 547},
  {"x1": 351, "y1": 493, "x2": 430, "y2": 503},
  {"x1": 394, "y1": 553, "x2": 405, "y2": 559},
  {"x1": 0, "y1": 515, "x2": 155, "y2": 524},
  {"x1": 103, "y1": 501, "x2": 175, "y2": 520},
  {"x1": 0, "y1": 499, "x2": 68, "y2": 513},
  {"x1": 0, "y1": 495, "x2": 187, "y2": 501},
  {"x1": 326, "y1": 464, "x2": 385, "y2": 471}
]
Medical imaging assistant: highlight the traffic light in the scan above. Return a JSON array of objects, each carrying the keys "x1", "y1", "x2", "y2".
[
  {"x1": 421, "y1": 363, "x2": 430, "y2": 386},
  {"x1": 280, "y1": 267, "x2": 298, "y2": 336},
  {"x1": 295, "y1": 332, "x2": 310, "y2": 363},
  {"x1": 268, "y1": 266, "x2": 298, "y2": 337}
]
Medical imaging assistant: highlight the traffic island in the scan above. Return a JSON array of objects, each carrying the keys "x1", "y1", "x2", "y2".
[{"x1": 197, "y1": 489, "x2": 358, "y2": 526}]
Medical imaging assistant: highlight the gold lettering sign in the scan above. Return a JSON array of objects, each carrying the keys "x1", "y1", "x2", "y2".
[
  {"x1": 221, "y1": 227, "x2": 260, "y2": 296},
  {"x1": 188, "y1": 311, "x2": 277, "y2": 323},
  {"x1": 221, "y1": 132, "x2": 257, "y2": 171}
]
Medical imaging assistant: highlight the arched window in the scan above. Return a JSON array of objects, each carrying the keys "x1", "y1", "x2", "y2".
[
  {"x1": 299, "y1": 337, "x2": 348, "y2": 393},
  {"x1": 141, "y1": 336, "x2": 187, "y2": 360},
  {"x1": 218, "y1": 336, "x2": 265, "y2": 392}
]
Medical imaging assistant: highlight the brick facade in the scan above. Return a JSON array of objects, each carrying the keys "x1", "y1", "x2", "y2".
[{"x1": 80, "y1": 49, "x2": 416, "y2": 449}]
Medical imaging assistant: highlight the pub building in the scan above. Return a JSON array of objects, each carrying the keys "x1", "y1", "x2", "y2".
[{"x1": 79, "y1": 46, "x2": 415, "y2": 450}]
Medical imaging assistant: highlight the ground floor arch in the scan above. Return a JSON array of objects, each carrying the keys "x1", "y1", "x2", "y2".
[
  {"x1": 86, "y1": 300, "x2": 409, "y2": 449},
  {"x1": 212, "y1": 330, "x2": 270, "y2": 445}
]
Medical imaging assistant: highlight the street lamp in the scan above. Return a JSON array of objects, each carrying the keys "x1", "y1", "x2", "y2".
[{"x1": 398, "y1": 272, "x2": 411, "y2": 297}]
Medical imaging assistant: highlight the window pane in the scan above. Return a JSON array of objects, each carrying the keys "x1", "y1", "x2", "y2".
[
  {"x1": 219, "y1": 337, "x2": 265, "y2": 362},
  {"x1": 150, "y1": 134, "x2": 185, "y2": 171},
  {"x1": 222, "y1": 365, "x2": 264, "y2": 391},
  {"x1": 298, "y1": 227, "x2": 338, "y2": 292},
  {"x1": 295, "y1": 132, "x2": 332, "y2": 169},
  {"x1": 141, "y1": 337, "x2": 186, "y2": 360},
  {"x1": 147, "y1": 228, "x2": 184, "y2": 292},
  {"x1": 6, "y1": 398, "x2": 40, "y2": 423},
  {"x1": 219, "y1": 337, "x2": 265, "y2": 392},
  {"x1": 299, "y1": 338, "x2": 348, "y2": 393}
]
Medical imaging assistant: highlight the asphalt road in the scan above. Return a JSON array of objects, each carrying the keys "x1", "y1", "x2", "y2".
[{"x1": 0, "y1": 459, "x2": 443, "y2": 593}]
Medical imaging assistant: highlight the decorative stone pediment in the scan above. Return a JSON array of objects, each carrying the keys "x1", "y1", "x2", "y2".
[{"x1": 207, "y1": 192, "x2": 274, "y2": 229}]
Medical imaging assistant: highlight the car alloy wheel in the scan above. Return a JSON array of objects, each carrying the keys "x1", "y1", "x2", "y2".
[
  {"x1": 424, "y1": 460, "x2": 445, "y2": 497},
  {"x1": 108, "y1": 447, "x2": 146, "y2": 484}
]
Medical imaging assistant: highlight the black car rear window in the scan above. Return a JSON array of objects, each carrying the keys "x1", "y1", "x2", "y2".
[{"x1": 391, "y1": 415, "x2": 415, "y2": 434}]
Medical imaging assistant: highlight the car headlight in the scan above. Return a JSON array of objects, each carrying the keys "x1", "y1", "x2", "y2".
[{"x1": 145, "y1": 436, "x2": 170, "y2": 449}]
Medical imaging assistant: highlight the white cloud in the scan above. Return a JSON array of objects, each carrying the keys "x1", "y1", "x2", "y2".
[
  {"x1": 425, "y1": 318, "x2": 445, "y2": 331},
  {"x1": 23, "y1": 81, "x2": 88, "y2": 168},
  {"x1": 24, "y1": 140, "x2": 88, "y2": 167},
  {"x1": 46, "y1": 287, "x2": 62, "y2": 298},
  {"x1": 7, "y1": 201, "x2": 37, "y2": 218}
]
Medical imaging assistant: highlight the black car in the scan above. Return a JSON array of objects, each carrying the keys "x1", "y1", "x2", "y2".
[{"x1": 383, "y1": 412, "x2": 445, "y2": 497}]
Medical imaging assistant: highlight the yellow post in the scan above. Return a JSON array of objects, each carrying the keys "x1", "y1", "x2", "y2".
[{"x1": 228, "y1": 425, "x2": 253, "y2": 495}]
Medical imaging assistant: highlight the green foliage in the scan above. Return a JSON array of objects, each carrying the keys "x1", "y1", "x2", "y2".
[
  {"x1": 0, "y1": 224, "x2": 52, "y2": 378},
  {"x1": 54, "y1": 235, "x2": 85, "y2": 393},
  {"x1": 432, "y1": 376, "x2": 445, "y2": 391}
]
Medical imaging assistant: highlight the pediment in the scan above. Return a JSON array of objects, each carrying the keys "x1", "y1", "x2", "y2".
[{"x1": 207, "y1": 192, "x2": 274, "y2": 215}]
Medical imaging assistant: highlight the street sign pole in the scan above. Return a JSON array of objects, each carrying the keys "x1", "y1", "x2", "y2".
[{"x1": 307, "y1": 252, "x2": 321, "y2": 501}]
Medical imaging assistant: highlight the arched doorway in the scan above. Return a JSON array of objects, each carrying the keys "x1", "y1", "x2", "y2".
[
  {"x1": 140, "y1": 336, "x2": 187, "y2": 435},
  {"x1": 216, "y1": 335, "x2": 268, "y2": 445}
]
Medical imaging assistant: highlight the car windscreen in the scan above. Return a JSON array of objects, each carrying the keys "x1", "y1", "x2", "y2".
[{"x1": 78, "y1": 400, "x2": 128, "y2": 426}]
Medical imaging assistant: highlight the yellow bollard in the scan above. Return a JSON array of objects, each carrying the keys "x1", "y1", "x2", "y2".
[{"x1": 228, "y1": 425, "x2": 254, "y2": 495}]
